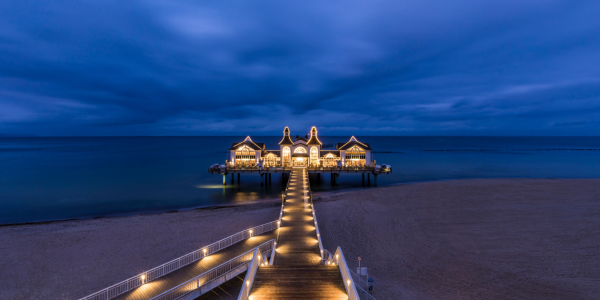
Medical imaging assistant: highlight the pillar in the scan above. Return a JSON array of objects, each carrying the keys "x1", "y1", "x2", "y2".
[
  {"x1": 367, "y1": 173, "x2": 370, "y2": 186},
  {"x1": 231, "y1": 173, "x2": 234, "y2": 184},
  {"x1": 261, "y1": 173, "x2": 264, "y2": 186},
  {"x1": 269, "y1": 173, "x2": 272, "y2": 184},
  {"x1": 223, "y1": 174, "x2": 226, "y2": 185},
  {"x1": 362, "y1": 173, "x2": 365, "y2": 185},
  {"x1": 374, "y1": 174, "x2": 378, "y2": 186}
]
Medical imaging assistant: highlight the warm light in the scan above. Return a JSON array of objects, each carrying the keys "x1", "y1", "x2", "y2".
[
  {"x1": 347, "y1": 280, "x2": 351, "y2": 286},
  {"x1": 203, "y1": 248, "x2": 207, "y2": 253},
  {"x1": 246, "y1": 280, "x2": 250, "y2": 286},
  {"x1": 250, "y1": 229, "x2": 253, "y2": 234},
  {"x1": 141, "y1": 275, "x2": 145, "y2": 280}
]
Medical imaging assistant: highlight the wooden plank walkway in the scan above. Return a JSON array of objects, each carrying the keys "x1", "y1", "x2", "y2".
[
  {"x1": 112, "y1": 231, "x2": 277, "y2": 300},
  {"x1": 251, "y1": 168, "x2": 347, "y2": 299}
]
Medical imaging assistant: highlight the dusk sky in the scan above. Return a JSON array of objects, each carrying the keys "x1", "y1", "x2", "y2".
[{"x1": 1, "y1": 0, "x2": 599, "y2": 136}]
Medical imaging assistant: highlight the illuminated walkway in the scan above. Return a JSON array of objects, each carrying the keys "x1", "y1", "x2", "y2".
[
  {"x1": 250, "y1": 168, "x2": 347, "y2": 299},
  {"x1": 112, "y1": 231, "x2": 277, "y2": 300}
]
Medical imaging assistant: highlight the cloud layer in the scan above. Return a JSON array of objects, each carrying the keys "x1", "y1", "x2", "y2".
[{"x1": 1, "y1": 0, "x2": 599, "y2": 136}]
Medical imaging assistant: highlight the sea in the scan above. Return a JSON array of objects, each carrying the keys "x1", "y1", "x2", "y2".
[{"x1": 1, "y1": 136, "x2": 599, "y2": 225}]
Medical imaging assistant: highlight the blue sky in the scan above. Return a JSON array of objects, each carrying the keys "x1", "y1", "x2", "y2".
[{"x1": 1, "y1": 0, "x2": 599, "y2": 136}]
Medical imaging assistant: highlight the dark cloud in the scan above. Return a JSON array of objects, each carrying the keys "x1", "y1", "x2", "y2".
[{"x1": 0, "y1": 0, "x2": 599, "y2": 136}]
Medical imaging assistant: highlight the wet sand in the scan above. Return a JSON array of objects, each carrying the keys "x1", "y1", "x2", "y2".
[
  {"x1": 315, "y1": 178, "x2": 600, "y2": 300},
  {"x1": 1, "y1": 179, "x2": 599, "y2": 299}
]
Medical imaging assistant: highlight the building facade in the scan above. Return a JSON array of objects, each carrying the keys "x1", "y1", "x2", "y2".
[{"x1": 227, "y1": 126, "x2": 373, "y2": 168}]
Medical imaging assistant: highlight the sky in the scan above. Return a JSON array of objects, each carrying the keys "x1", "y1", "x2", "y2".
[{"x1": 1, "y1": 0, "x2": 599, "y2": 136}]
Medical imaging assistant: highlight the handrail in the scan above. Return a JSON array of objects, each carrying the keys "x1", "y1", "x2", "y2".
[
  {"x1": 334, "y1": 247, "x2": 360, "y2": 300},
  {"x1": 79, "y1": 221, "x2": 278, "y2": 300},
  {"x1": 237, "y1": 247, "x2": 263, "y2": 300},
  {"x1": 150, "y1": 240, "x2": 275, "y2": 300},
  {"x1": 354, "y1": 282, "x2": 377, "y2": 300},
  {"x1": 349, "y1": 269, "x2": 377, "y2": 300},
  {"x1": 312, "y1": 206, "x2": 327, "y2": 264}
]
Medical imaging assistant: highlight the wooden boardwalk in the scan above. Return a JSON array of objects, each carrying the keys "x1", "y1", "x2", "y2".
[
  {"x1": 112, "y1": 231, "x2": 277, "y2": 300},
  {"x1": 250, "y1": 168, "x2": 347, "y2": 299}
]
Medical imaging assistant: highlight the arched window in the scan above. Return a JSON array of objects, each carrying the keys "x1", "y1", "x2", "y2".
[
  {"x1": 310, "y1": 147, "x2": 319, "y2": 165},
  {"x1": 283, "y1": 147, "x2": 290, "y2": 162},
  {"x1": 235, "y1": 146, "x2": 255, "y2": 161},
  {"x1": 294, "y1": 147, "x2": 306, "y2": 153},
  {"x1": 346, "y1": 146, "x2": 365, "y2": 160}
]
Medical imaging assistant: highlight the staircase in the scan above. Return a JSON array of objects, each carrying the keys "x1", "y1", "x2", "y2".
[{"x1": 249, "y1": 168, "x2": 348, "y2": 299}]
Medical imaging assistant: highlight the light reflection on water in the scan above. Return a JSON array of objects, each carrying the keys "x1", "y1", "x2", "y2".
[{"x1": 1, "y1": 136, "x2": 599, "y2": 224}]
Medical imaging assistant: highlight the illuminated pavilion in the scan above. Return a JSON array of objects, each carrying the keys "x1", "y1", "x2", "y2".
[{"x1": 227, "y1": 126, "x2": 373, "y2": 168}]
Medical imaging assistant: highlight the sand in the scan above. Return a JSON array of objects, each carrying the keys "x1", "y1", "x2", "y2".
[
  {"x1": 1, "y1": 179, "x2": 599, "y2": 300},
  {"x1": 0, "y1": 203, "x2": 281, "y2": 300},
  {"x1": 315, "y1": 179, "x2": 600, "y2": 300}
]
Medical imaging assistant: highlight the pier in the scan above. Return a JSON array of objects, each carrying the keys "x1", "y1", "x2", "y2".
[
  {"x1": 80, "y1": 128, "x2": 377, "y2": 300},
  {"x1": 80, "y1": 166, "x2": 367, "y2": 300},
  {"x1": 208, "y1": 126, "x2": 392, "y2": 186}
]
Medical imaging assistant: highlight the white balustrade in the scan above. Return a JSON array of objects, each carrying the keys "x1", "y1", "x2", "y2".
[{"x1": 79, "y1": 221, "x2": 278, "y2": 300}]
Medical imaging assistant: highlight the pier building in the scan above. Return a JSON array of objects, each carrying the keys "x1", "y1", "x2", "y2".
[{"x1": 209, "y1": 126, "x2": 392, "y2": 186}]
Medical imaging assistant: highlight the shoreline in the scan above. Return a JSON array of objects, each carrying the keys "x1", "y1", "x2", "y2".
[
  {"x1": 3, "y1": 176, "x2": 600, "y2": 227},
  {"x1": 2, "y1": 178, "x2": 599, "y2": 299}
]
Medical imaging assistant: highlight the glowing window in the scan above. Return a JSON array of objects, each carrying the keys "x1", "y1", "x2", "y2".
[
  {"x1": 310, "y1": 147, "x2": 318, "y2": 161},
  {"x1": 346, "y1": 146, "x2": 365, "y2": 160},
  {"x1": 294, "y1": 147, "x2": 307, "y2": 153},
  {"x1": 283, "y1": 147, "x2": 290, "y2": 160},
  {"x1": 235, "y1": 146, "x2": 255, "y2": 160}
]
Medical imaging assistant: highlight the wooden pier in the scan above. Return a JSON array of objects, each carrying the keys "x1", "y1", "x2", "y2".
[
  {"x1": 108, "y1": 232, "x2": 278, "y2": 300},
  {"x1": 250, "y1": 168, "x2": 347, "y2": 299},
  {"x1": 209, "y1": 166, "x2": 392, "y2": 187}
]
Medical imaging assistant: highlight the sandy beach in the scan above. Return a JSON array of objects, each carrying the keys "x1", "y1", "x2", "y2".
[
  {"x1": 1, "y1": 178, "x2": 599, "y2": 299},
  {"x1": 0, "y1": 202, "x2": 281, "y2": 300},
  {"x1": 316, "y1": 178, "x2": 600, "y2": 299}
]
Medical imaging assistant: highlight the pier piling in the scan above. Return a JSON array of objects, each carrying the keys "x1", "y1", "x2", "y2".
[
  {"x1": 362, "y1": 173, "x2": 365, "y2": 185},
  {"x1": 231, "y1": 173, "x2": 234, "y2": 184},
  {"x1": 261, "y1": 174, "x2": 264, "y2": 186},
  {"x1": 237, "y1": 173, "x2": 240, "y2": 183},
  {"x1": 367, "y1": 173, "x2": 370, "y2": 186},
  {"x1": 374, "y1": 174, "x2": 378, "y2": 186}
]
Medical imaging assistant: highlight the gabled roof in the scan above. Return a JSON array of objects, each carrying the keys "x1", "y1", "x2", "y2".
[
  {"x1": 262, "y1": 150, "x2": 281, "y2": 157},
  {"x1": 279, "y1": 127, "x2": 294, "y2": 145},
  {"x1": 336, "y1": 136, "x2": 373, "y2": 150},
  {"x1": 320, "y1": 150, "x2": 340, "y2": 157},
  {"x1": 229, "y1": 136, "x2": 265, "y2": 151},
  {"x1": 307, "y1": 126, "x2": 322, "y2": 146}
]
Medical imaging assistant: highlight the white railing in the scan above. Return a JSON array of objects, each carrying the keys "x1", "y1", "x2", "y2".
[
  {"x1": 349, "y1": 269, "x2": 377, "y2": 300},
  {"x1": 312, "y1": 206, "x2": 327, "y2": 264},
  {"x1": 151, "y1": 240, "x2": 275, "y2": 300},
  {"x1": 79, "y1": 221, "x2": 278, "y2": 300},
  {"x1": 333, "y1": 247, "x2": 360, "y2": 300},
  {"x1": 237, "y1": 247, "x2": 264, "y2": 300}
]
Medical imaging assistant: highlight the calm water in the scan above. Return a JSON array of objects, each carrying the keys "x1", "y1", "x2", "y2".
[{"x1": 1, "y1": 136, "x2": 599, "y2": 224}]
